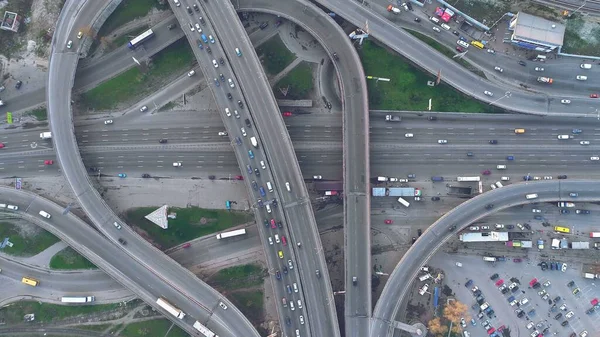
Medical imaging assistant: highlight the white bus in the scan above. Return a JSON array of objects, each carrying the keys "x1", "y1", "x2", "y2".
[
  {"x1": 397, "y1": 197, "x2": 410, "y2": 207},
  {"x1": 215, "y1": 228, "x2": 247, "y2": 240},
  {"x1": 155, "y1": 297, "x2": 185, "y2": 319},
  {"x1": 483, "y1": 256, "x2": 497, "y2": 262},
  {"x1": 457, "y1": 176, "x2": 480, "y2": 182},
  {"x1": 61, "y1": 296, "x2": 94, "y2": 303},
  {"x1": 128, "y1": 29, "x2": 154, "y2": 49},
  {"x1": 193, "y1": 321, "x2": 218, "y2": 337}
]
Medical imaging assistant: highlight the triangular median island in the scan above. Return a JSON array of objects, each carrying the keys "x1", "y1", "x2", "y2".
[{"x1": 145, "y1": 205, "x2": 169, "y2": 229}]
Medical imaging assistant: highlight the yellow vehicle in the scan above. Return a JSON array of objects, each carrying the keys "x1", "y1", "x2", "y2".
[
  {"x1": 470, "y1": 40, "x2": 484, "y2": 49},
  {"x1": 514, "y1": 128, "x2": 526, "y2": 134},
  {"x1": 278, "y1": 251, "x2": 284, "y2": 259},
  {"x1": 554, "y1": 226, "x2": 570, "y2": 234},
  {"x1": 21, "y1": 277, "x2": 39, "y2": 287}
]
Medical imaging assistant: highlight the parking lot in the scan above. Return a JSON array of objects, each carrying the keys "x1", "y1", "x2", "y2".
[{"x1": 429, "y1": 253, "x2": 600, "y2": 337}]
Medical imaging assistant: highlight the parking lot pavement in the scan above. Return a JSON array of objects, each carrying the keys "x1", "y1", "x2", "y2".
[{"x1": 429, "y1": 252, "x2": 599, "y2": 337}]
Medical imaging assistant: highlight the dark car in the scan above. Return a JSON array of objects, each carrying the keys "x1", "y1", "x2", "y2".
[
  {"x1": 254, "y1": 168, "x2": 260, "y2": 176},
  {"x1": 561, "y1": 320, "x2": 568, "y2": 326},
  {"x1": 465, "y1": 279, "x2": 473, "y2": 287},
  {"x1": 227, "y1": 93, "x2": 233, "y2": 100},
  {"x1": 332, "y1": 52, "x2": 339, "y2": 61},
  {"x1": 167, "y1": 23, "x2": 176, "y2": 30},
  {"x1": 411, "y1": 237, "x2": 417, "y2": 244},
  {"x1": 251, "y1": 181, "x2": 258, "y2": 190},
  {"x1": 532, "y1": 282, "x2": 541, "y2": 289},
  {"x1": 467, "y1": 151, "x2": 473, "y2": 156},
  {"x1": 501, "y1": 288, "x2": 509, "y2": 294},
  {"x1": 186, "y1": 6, "x2": 192, "y2": 14},
  {"x1": 219, "y1": 73, "x2": 225, "y2": 82},
  {"x1": 235, "y1": 136, "x2": 242, "y2": 145},
  {"x1": 199, "y1": 17, "x2": 206, "y2": 25},
  {"x1": 490, "y1": 273, "x2": 499, "y2": 280},
  {"x1": 452, "y1": 30, "x2": 459, "y2": 36},
  {"x1": 554, "y1": 313, "x2": 562, "y2": 320},
  {"x1": 276, "y1": 270, "x2": 281, "y2": 279},
  {"x1": 259, "y1": 22, "x2": 269, "y2": 29},
  {"x1": 517, "y1": 310, "x2": 525, "y2": 318},
  {"x1": 554, "y1": 296, "x2": 561, "y2": 303},
  {"x1": 417, "y1": 229, "x2": 422, "y2": 236},
  {"x1": 511, "y1": 286, "x2": 519, "y2": 293},
  {"x1": 428, "y1": 116, "x2": 437, "y2": 121},
  {"x1": 193, "y1": 3, "x2": 199, "y2": 11},
  {"x1": 142, "y1": 173, "x2": 151, "y2": 178},
  {"x1": 219, "y1": 57, "x2": 225, "y2": 65},
  {"x1": 485, "y1": 204, "x2": 494, "y2": 210},
  {"x1": 206, "y1": 46, "x2": 212, "y2": 53},
  {"x1": 528, "y1": 309, "x2": 536, "y2": 316},
  {"x1": 456, "y1": 46, "x2": 464, "y2": 52},
  {"x1": 507, "y1": 224, "x2": 514, "y2": 229},
  {"x1": 285, "y1": 317, "x2": 291, "y2": 326},
  {"x1": 431, "y1": 196, "x2": 440, "y2": 201},
  {"x1": 208, "y1": 175, "x2": 216, "y2": 180},
  {"x1": 282, "y1": 266, "x2": 288, "y2": 274},
  {"x1": 558, "y1": 175, "x2": 567, "y2": 179},
  {"x1": 277, "y1": 221, "x2": 283, "y2": 229},
  {"x1": 518, "y1": 60, "x2": 527, "y2": 66},
  {"x1": 489, "y1": 140, "x2": 497, "y2": 144},
  {"x1": 245, "y1": 118, "x2": 252, "y2": 128},
  {"x1": 275, "y1": 19, "x2": 282, "y2": 27},
  {"x1": 15, "y1": 80, "x2": 22, "y2": 89},
  {"x1": 118, "y1": 238, "x2": 127, "y2": 245},
  {"x1": 89, "y1": 167, "x2": 98, "y2": 172},
  {"x1": 246, "y1": 164, "x2": 253, "y2": 174},
  {"x1": 414, "y1": 17, "x2": 421, "y2": 22},
  {"x1": 523, "y1": 175, "x2": 532, "y2": 181},
  {"x1": 159, "y1": 138, "x2": 168, "y2": 143},
  {"x1": 237, "y1": 100, "x2": 244, "y2": 108},
  {"x1": 560, "y1": 209, "x2": 570, "y2": 214},
  {"x1": 272, "y1": 199, "x2": 278, "y2": 207},
  {"x1": 567, "y1": 280, "x2": 575, "y2": 287}
]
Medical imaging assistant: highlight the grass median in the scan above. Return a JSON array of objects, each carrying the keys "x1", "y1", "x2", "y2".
[
  {"x1": 120, "y1": 319, "x2": 189, "y2": 337},
  {"x1": 0, "y1": 301, "x2": 120, "y2": 324},
  {"x1": 208, "y1": 264, "x2": 266, "y2": 290},
  {"x1": 0, "y1": 221, "x2": 59, "y2": 257},
  {"x1": 274, "y1": 61, "x2": 314, "y2": 100},
  {"x1": 124, "y1": 206, "x2": 253, "y2": 249},
  {"x1": 256, "y1": 35, "x2": 297, "y2": 75},
  {"x1": 49, "y1": 247, "x2": 98, "y2": 270},
  {"x1": 80, "y1": 38, "x2": 194, "y2": 111}
]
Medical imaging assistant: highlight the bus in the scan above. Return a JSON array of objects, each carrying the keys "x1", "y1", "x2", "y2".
[
  {"x1": 21, "y1": 276, "x2": 39, "y2": 287},
  {"x1": 590, "y1": 232, "x2": 600, "y2": 238},
  {"x1": 457, "y1": 176, "x2": 480, "y2": 182},
  {"x1": 128, "y1": 29, "x2": 154, "y2": 49},
  {"x1": 193, "y1": 321, "x2": 218, "y2": 337},
  {"x1": 483, "y1": 256, "x2": 497, "y2": 262},
  {"x1": 215, "y1": 228, "x2": 247, "y2": 240},
  {"x1": 155, "y1": 297, "x2": 185, "y2": 319},
  {"x1": 554, "y1": 226, "x2": 570, "y2": 234},
  {"x1": 471, "y1": 40, "x2": 484, "y2": 49}
]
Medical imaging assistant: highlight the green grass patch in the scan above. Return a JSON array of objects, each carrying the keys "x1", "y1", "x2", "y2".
[
  {"x1": 274, "y1": 61, "x2": 314, "y2": 100},
  {"x1": 228, "y1": 290, "x2": 265, "y2": 328},
  {"x1": 563, "y1": 16, "x2": 600, "y2": 57},
  {"x1": 25, "y1": 107, "x2": 47, "y2": 121},
  {"x1": 120, "y1": 319, "x2": 189, "y2": 337},
  {"x1": 0, "y1": 301, "x2": 120, "y2": 325},
  {"x1": 208, "y1": 264, "x2": 266, "y2": 290},
  {"x1": 111, "y1": 26, "x2": 149, "y2": 51},
  {"x1": 358, "y1": 40, "x2": 502, "y2": 113},
  {"x1": 80, "y1": 39, "x2": 193, "y2": 110},
  {"x1": 49, "y1": 247, "x2": 98, "y2": 270},
  {"x1": 124, "y1": 206, "x2": 253, "y2": 249},
  {"x1": 256, "y1": 35, "x2": 297, "y2": 75},
  {"x1": 97, "y1": 0, "x2": 165, "y2": 37},
  {"x1": 0, "y1": 222, "x2": 59, "y2": 257},
  {"x1": 78, "y1": 324, "x2": 113, "y2": 331},
  {"x1": 406, "y1": 30, "x2": 485, "y2": 78}
]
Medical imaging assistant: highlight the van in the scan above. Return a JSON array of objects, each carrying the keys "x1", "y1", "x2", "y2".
[
  {"x1": 0, "y1": 204, "x2": 6, "y2": 208},
  {"x1": 440, "y1": 23, "x2": 450, "y2": 30},
  {"x1": 266, "y1": 181, "x2": 273, "y2": 192},
  {"x1": 419, "y1": 274, "x2": 431, "y2": 281},
  {"x1": 430, "y1": 16, "x2": 440, "y2": 23},
  {"x1": 265, "y1": 204, "x2": 272, "y2": 213},
  {"x1": 514, "y1": 128, "x2": 525, "y2": 134},
  {"x1": 259, "y1": 187, "x2": 266, "y2": 197},
  {"x1": 7, "y1": 205, "x2": 18, "y2": 210},
  {"x1": 581, "y1": 63, "x2": 592, "y2": 69},
  {"x1": 38, "y1": 210, "x2": 51, "y2": 219},
  {"x1": 526, "y1": 193, "x2": 538, "y2": 200},
  {"x1": 497, "y1": 165, "x2": 506, "y2": 170}
]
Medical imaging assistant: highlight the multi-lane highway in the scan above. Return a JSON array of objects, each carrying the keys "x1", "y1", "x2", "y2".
[{"x1": 47, "y1": 1, "x2": 259, "y2": 336}]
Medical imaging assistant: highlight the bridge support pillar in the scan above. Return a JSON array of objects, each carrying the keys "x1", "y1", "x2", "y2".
[{"x1": 390, "y1": 321, "x2": 427, "y2": 337}]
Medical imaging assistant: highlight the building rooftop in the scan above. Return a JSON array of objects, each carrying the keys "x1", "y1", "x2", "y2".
[{"x1": 512, "y1": 12, "x2": 565, "y2": 46}]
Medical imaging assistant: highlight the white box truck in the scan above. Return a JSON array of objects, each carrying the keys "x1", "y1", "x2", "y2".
[
  {"x1": 250, "y1": 136, "x2": 258, "y2": 148},
  {"x1": 40, "y1": 132, "x2": 52, "y2": 139}
]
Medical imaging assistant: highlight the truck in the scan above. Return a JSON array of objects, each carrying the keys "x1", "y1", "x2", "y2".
[
  {"x1": 457, "y1": 176, "x2": 480, "y2": 182},
  {"x1": 325, "y1": 190, "x2": 338, "y2": 196},
  {"x1": 590, "y1": 232, "x2": 600, "y2": 238},
  {"x1": 40, "y1": 132, "x2": 52, "y2": 140},
  {"x1": 386, "y1": 4, "x2": 401, "y2": 13},
  {"x1": 397, "y1": 197, "x2": 410, "y2": 207},
  {"x1": 557, "y1": 202, "x2": 575, "y2": 208},
  {"x1": 61, "y1": 296, "x2": 95, "y2": 303},
  {"x1": 385, "y1": 115, "x2": 401, "y2": 122},
  {"x1": 483, "y1": 256, "x2": 497, "y2": 262},
  {"x1": 536, "y1": 77, "x2": 553, "y2": 84},
  {"x1": 571, "y1": 241, "x2": 590, "y2": 249},
  {"x1": 584, "y1": 273, "x2": 597, "y2": 279},
  {"x1": 156, "y1": 297, "x2": 185, "y2": 319},
  {"x1": 250, "y1": 136, "x2": 258, "y2": 148},
  {"x1": 215, "y1": 228, "x2": 247, "y2": 239},
  {"x1": 193, "y1": 321, "x2": 217, "y2": 337}
]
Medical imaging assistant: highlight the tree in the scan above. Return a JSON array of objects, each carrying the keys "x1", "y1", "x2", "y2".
[
  {"x1": 443, "y1": 300, "x2": 470, "y2": 325},
  {"x1": 427, "y1": 317, "x2": 448, "y2": 336}
]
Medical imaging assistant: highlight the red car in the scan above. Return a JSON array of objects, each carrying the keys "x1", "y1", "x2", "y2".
[
  {"x1": 234, "y1": 175, "x2": 244, "y2": 180},
  {"x1": 591, "y1": 298, "x2": 599, "y2": 306},
  {"x1": 529, "y1": 278, "x2": 538, "y2": 287},
  {"x1": 498, "y1": 325, "x2": 505, "y2": 332},
  {"x1": 0, "y1": 143, "x2": 4, "y2": 148},
  {"x1": 591, "y1": 94, "x2": 599, "y2": 98},
  {"x1": 384, "y1": 219, "x2": 393, "y2": 224},
  {"x1": 456, "y1": 46, "x2": 464, "y2": 52},
  {"x1": 44, "y1": 160, "x2": 54, "y2": 165},
  {"x1": 482, "y1": 170, "x2": 491, "y2": 175},
  {"x1": 182, "y1": 243, "x2": 191, "y2": 248},
  {"x1": 281, "y1": 236, "x2": 287, "y2": 245},
  {"x1": 487, "y1": 327, "x2": 495, "y2": 335},
  {"x1": 270, "y1": 219, "x2": 277, "y2": 229},
  {"x1": 513, "y1": 258, "x2": 522, "y2": 263},
  {"x1": 495, "y1": 279, "x2": 504, "y2": 286},
  {"x1": 282, "y1": 111, "x2": 293, "y2": 117}
]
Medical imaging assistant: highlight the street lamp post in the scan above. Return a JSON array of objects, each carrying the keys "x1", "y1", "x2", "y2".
[{"x1": 489, "y1": 91, "x2": 511, "y2": 105}]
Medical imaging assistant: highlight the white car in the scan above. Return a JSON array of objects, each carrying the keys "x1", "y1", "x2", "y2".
[
  {"x1": 535, "y1": 67, "x2": 544, "y2": 71},
  {"x1": 580, "y1": 140, "x2": 590, "y2": 145},
  {"x1": 565, "y1": 311, "x2": 574, "y2": 318},
  {"x1": 104, "y1": 120, "x2": 113, "y2": 125},
  {"x1": 460, "y1": 318, "x2": 466, "y2": 328},
  {"x1": 77, "y1": 31, "x2": 83, "y2": 39},
  {"x1": 297, "y1": 300, "x2": 302, "y2": 309},
  {"x1": 240, "y1": 127, "x2": 247, "y2": 137},
  {"x1": 313, "y1": 175, "x2": 322, "y2": 179},
  {"x1": 484, "y1": 90, "x2": 493, "y2": 96},
  {"x1": 543, "y1": 176, "x2": 552, "y2": 180},
  {"x1": 285, "y1": 182, "x2": 291, "y2": 191},
  {"x1": 173, "y1": 162, "x2": 182, "y2": 167},
  {"x1": 212, "y1": 59, "x2": 219, "y2": 68},
  {"x1": 487, "y1": 49, "x2": 495, "y2": 53},
  {"x1": 494, "y1": 66, "x2": 503, "y2": 72},
  {"x1": 299, "y1": 315, "x2": 304, "y2": 325},
  {"x1": 543, "y1": 280, "x2": 551, "y2": 287},
  {"x1": 526, "y1": 322, "x2": 535, "y2": 330},
  {"x1": 187, "y1": 70, "x2": 196, "y2": 76},
  {"x1": 219, "y1": 302, "x2": 227, "y2": 310},
  {"x1": 561, "y1": 263, "x2": 567, "y2": 272},
  {"x1": 510, "y1": 299, "x2": 518, "y2": 306},
  {"x1": 437, "y1": 139, "x2": 448, "y2": 144},
  {"x1": 234, "y1": 110, "x2": 240, "y2": 119},
  {"x1": 520, "y1": 298, "x2": 529, "y2": 305},
  {"x1": 591, "y1": 156, "x2": 600, "y2": 161},
  {"x1": 268, "y1": 237, "x2": 273, "y2": 245},
  {"x1": 66, "y1": 40, "x2": 73, "y2": 49},
  {"x1": 508, "y1": 282, "x2": 517, "y2": 290},
  {"x1": 557, "y1": 134, "x2": 571, "y2": 139},
  {"x1": 218, "y1": 131, "x2": 227, "y2": 136},
  {"x1": 405, "y1": 133, "x2": 414, "y2": 138},
  {"x1": 455, "y1": 262, "x2": 462, "y2": 267},
  {"x1": 469, "y1": 226, "x2": 479, "y2": 231},
  {"x1": 495, "y1": 224, "x2": 504, "y2": 229},
  {"x1": 532, "y1": 209, "x2": 541, "y2": 213},
  {"x1": 501, "y1": 176, "x2": 510, "y2": 181},
  {"x1": 195, "y1": 23, "x2": 201, "y2": 32},
  {"x1": 560, "y1": 99, "x2": 571, "y2": 104},
  {"x1": 560, "y1": 303, "x2": 568, "y2": 311},
  {"x1": 432, "y1": 26, "x2": 440, "y2": 32},
  {"x1": 576, "y1": 75, "x2": 587, "y2": 80},
  {"x1": 225, "y1": 108, "x2": 231, "y2": 117},
  {"x1": 139, "y1": 106, "x2": 148, "y2": 112},
  {"x1": 228, "y1": 79, "x2": 235, "y2": 88},
  {"x1": 481, "y1": 225, "x2": 490, "y2": 230}
]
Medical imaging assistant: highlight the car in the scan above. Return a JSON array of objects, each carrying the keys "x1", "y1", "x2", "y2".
[
  {"x1": 482, "y1": 170, "x2": 491, "y2": 175},
  {"x1": 172, "y1": 162, "x2": 182, "y2": 167},
  {"x1": 218, "y1": 73, "x2": 225, "y2": 82},
  {"x1": 514, "y1": 258, "x2": 522, "y2": 262},
  {"x1": 580, "y1": 140, "x2": 590, "y2": 145},
  {"x1": 432, "y1": 26, "x2": 441, "y2": 32},
  {"x1": 495, "y1": 279, "x2": 504, "y2": 286},
  {"x1": 187, "y1": 70, "x2": 195, "y2": 77},
  {"x1": 228, "y1": 78, "x2": 235, "y2": 88},
  {"x1": 494, "y1": 66, "x2": 503, "y2": 72},
  {"x1": 189, "y1": 23, "x2": 195, "y2": 31},
  {"x1": 437, "y1": 139, "x2": 447, "y2": 144},
  {"x1": 278, "y1": 251, "x2": 284, "y2": 259},
  {"x1": 270, "y1": 219, "x2": 276, "y2": 229},
  {"x1": 532, "y1": 209, "x2": 541, "y2": 213},
  {"x1": 543, "y1": 176, "x2": 552, "y2": 180},
  {"x1": 456, "y1": 46, "x2": 464, "y2": 52},
  {"x1": 558, "y1": 175, "x2": 568, "y2": 179},
  {"x1": 506, "y1": 155, "x2": 514, "y2": 160},
  {"x1": 209, "y1": 35, "x2": 215, "y2": 43},
  {"x1": 489, "y1": 140, "x2": 497, "y2": 144},
  {"x1": 569, "y1": 192, "x2": 578, "y2": 197},
  {"x1": 251, "y1": 181, "x2": 258, "y2": 190},
  {"x1": 591, "y1": 94, "x2": 599, "y2": 98},
  {"x1": 554, "y1": 313, "x2": 562, "y2": 320},
  {"x1": 483, "y1": 90, "x2": 493, "y2": 96},
  {"x1": 543, "y1": 280, "x2": 551, "y2": 287},
  {"x1": 141, "y1": 173, "x2": 151, "y2": 178},
  {"x1": 248, "y1": 150, "x2": 254, "y2": 159},
  {"x1": 214, "y1": 78, "x2": 220, "y2": 86},
  {"x1": 485, "y1": 204, "x2": 494, "y2": 210},
  {"x1": 469, "y1": 226, "x2": 479, "y2": 231},
  {"x1": 219, "y1": 57, "x2": 225, "y2": 65},
  {"x1": 299, "y1": 315, "x2": 304, "y2": 325},
  {"x1": 235, "y1": 48, "x2": 242, "y2": 56},
  {"x1": 519, "y1": 60, "x2": 527, "y2": 66},
  {"x1": 77, "y1": 31, "x2": 83, "y2": 39},
  {"x1": 487, "y1": 49, "x2": 495, "y2": 53},
  {"x1": 44, "y1": 160, "x2": 54, "y2": 165},
  {"x1": 276, "y1": 270, "x2": 281, "y2": 279},
  {"x1": 535, "y1": 67, "x2": 544, "y2": 71},
  {"x1": 226, "y1": 93, "x2": 233, "y2": 100},
  {"x1": 254, "y1": 168, "x2": 260, "y2": 176},
  {"x1": 566, "y1": 311, "x2": 574, "y2": 319},
  {"x1": 460, "y1": 318, "x2": 466, "y2": 328},
  {"x1": 481, "y1": 225, "x2": 490, "y2": 230},
  {"x1": 471, "y1": 285, "x2": 479, "y2": 293},
  {"x1": 431, "y1": 196, "x2": 440, "y2": 201},
  {"x1": 140, "y1": 106, "x2": 148, "y2": 112},
  {"x1": 490, "y1": 274, "x2": 499, "y2": 281},
  {"x1": 240, "y1": 128, "x2": 247, "y2": 137},
  {"x1": 592, "y1": 298, "x2": 599, "y2": 306},
  {"x1": 15, "y1": 80, "x2": 22, "y2": 89},
  {"x1": 508, "y1": 282, "x2": 517, "y2": 290},
  {"x1": 195, "y1": 23, "x2": 201, "y2": 31},
  {"x1": 234, "y1": 110, "x2": 240, "y2": 119},
  {"x1": 561, "y1": 99, "x2": 571, "y2": 104},
  {"x1": 572, "y1": 288, "x2": 580, "y2": 295},
  {"x1": 384, "y1": 219, "x2": 393, "y2": 224},
  {"x1": 580, "y1": 331, "x2": 588, "y2": 337},
  {"x1": 277, "y1": 221, "x2": 283, "y2": 229},
  {"x1": 237, "y1": 100, "x2": 244, "y2": 108},
  {"x1": 118, "y1": 238, "x2": 127, "y2": 245},
  {"x1": 118, "y1": 173, "x2": 127, "y2": 178},
  {"x1": 206, "y1": 46, "x2": 211, "y2": 53},
  {"x1": 104, "y1": 120, "x2": 113, "y2": 125},
  {"x1": 167, "y1": 23, "x2": 176, "y2": 30},
  {"x1": 66, "y1": 40, "x2": 73, "y2": 48},
  {"x1": 452, "y1": 30, "x2": 459, "y2": 36},
  {"x1": 212, "y1": 59, "x2": 219, "y2": 68},
  {"x1": 591, "y1": 156, "x2": 600, "y2": 160},
  {"x1": 576, "y1": 209, "x2": 590, "y2": 214}
]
